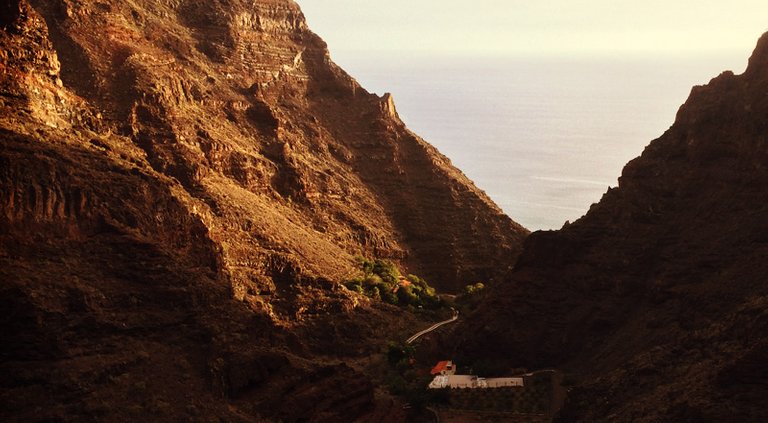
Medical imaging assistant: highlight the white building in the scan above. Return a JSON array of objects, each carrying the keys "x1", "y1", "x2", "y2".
[
  {"x1": 429, "y1": 375, "x2": 479, "y2": 389},
  {"x1": 427, "y1": 360, "x2": 525, "y2": 390},
  {"x1": 484, "y1": 377, "x2": 524, "y2": 388},
  {"x1": 428, "y1": 374, "x2": 525, "y2": 389}
]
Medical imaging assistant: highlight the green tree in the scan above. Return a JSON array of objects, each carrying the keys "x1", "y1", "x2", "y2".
[
  {"x1": 344, "y1": 258, "x2": 441, "y2": 309},
  {"x1": 386, "y1": 341, "x2": 414, "y2": 365}
]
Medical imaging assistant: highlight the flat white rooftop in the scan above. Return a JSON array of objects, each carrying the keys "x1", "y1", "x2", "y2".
[{"x1": 428, "y1": 375, "x2": 524, "y2": 389}]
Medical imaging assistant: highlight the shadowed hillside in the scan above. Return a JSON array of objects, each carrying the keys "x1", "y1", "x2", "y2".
[
  {"x1": 0, "y1": 0, "x2": 527, "y2": 421},
  {"x1": 454, "y1": 32, "x2": 768, "y2": 422}
]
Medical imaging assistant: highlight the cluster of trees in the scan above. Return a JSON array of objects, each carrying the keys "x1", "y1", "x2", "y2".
[
  {"x1": 343, "y1": 257, "x2": 442, "y2": 309},
  {"x1": 452, "y1": 281, "x2": 487, "y2": 313},
  {"x1": 386, "y1": 341, "x2": 416, "y2": 365}
]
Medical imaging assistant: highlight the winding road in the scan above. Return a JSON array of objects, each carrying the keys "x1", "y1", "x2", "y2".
[{"x1": 406, "y1": 309, "x2": 459, "y2": 344}]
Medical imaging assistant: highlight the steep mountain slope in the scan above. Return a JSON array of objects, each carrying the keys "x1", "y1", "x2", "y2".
[
  {"x1": 455, "y1": 33, "x2": 768, "y2": 421},
  {"x1": 12, "y1": 0, "x2": 526, "y2": 296},
  {"x1": 0, "y1": 0, "x2": 527, "y2": 421}
]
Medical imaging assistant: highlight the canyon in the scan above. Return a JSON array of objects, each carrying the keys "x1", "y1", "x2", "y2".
[
  {"x1": 3, "y1": 0, "x2": 768, "y2": 422},
  {"x1": 0, "y1": 0, "x2": 525, "y2": 421}
]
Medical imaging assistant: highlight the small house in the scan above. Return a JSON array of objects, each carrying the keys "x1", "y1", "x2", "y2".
[
  {"x1": 427, "y1": 359, "x2": 526, "y2": 390},
  {"x1": 430, "y1": 360, "x2": 456, "y2": 376}
]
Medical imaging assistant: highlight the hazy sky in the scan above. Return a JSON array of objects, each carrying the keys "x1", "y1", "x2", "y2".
[{"x1": 298, "y1": 1, "x2": 768, "y2": 58}]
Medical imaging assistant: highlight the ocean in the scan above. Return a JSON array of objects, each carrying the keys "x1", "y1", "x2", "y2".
[{"x1": 332, "y1": 53, "x2": 747, "y2": 230}]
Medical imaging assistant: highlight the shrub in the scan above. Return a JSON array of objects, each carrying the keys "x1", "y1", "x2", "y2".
[
  {"x1": 343, "y1": 257, "x2": 441, "y2": 309},
  {"x1": 368, "y1": 285, "x2": 381, "y2": 301},
  {"x1": 463, "y1": 282, "x2": 485, "y2": 295},
  {"x1": 344, "y1": 278, "x2": 363, "y2": 293},
  {"x1": 396, "y1": 285, "x2": 419, "y2": 305},
  {"x1": 387, "y1": 341, "x2": 414, "y2": 365}
]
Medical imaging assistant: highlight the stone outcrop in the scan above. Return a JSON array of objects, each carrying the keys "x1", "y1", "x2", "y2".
[
  {"x1": 12, "y1": 0, "x2": 525, "y2": 295},
  {"x1": 0, "y1": 0, "x2": 527, "y2": 421},
  {"x1": 453, "y1": 32, "x2": 768, "y2": 422}
]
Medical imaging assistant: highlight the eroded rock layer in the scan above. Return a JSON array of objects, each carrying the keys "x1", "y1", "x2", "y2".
[
  {"x1": 0, "y1": 0, "x2": 527, "y2": 421},
  {"x1": 455, "y1": 33, "x2": 768, "y2": 422}
]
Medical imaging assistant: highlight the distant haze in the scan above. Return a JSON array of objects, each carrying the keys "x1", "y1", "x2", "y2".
[
  {"x1": 297, "y1": 1, "x2": 768, "y2": 230},
  {"x1": 299, "y1": 1, "x2": 768, "y2": 59}
]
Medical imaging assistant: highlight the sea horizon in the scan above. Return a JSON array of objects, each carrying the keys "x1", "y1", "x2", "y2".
[{"x1": 327, "y1": 51, "x2": 750, "y2": 230}]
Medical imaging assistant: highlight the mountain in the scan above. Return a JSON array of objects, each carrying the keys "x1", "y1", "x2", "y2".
[
  {"x1": 453, "y1": 32, "x2": 768, "y2": 422},
  {"x1": 0, "y1": 0, "x2": 527, "y2": 421}
]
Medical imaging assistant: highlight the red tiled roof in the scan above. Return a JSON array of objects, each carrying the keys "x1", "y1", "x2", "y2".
[{"x1": 431, "y1": 360, "x2": 450, "y2": 375}]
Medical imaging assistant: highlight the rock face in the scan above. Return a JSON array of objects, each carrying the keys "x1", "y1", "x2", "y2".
[
  {"x1": 0, "y1": 0, "x2": 527, "y2": 421},
  {"x1": 455, "y1": 33, "x2": 768, "y2": 422},
  {"x1": 7, "y1": 0, "x2": 525, "y2": 296}
]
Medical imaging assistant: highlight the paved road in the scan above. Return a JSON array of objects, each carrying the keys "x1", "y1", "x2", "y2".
[{"x1": 406, "y1": 309, "x2": 459, "y2": 344}]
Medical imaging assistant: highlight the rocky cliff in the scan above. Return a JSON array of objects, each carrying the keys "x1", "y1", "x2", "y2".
[
  {"x1": 454, "y1": 33, "x2": 768, "y2": 422},
  {"x1": 0, "y1": 0, "x2": 527, "y2": 421}
]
